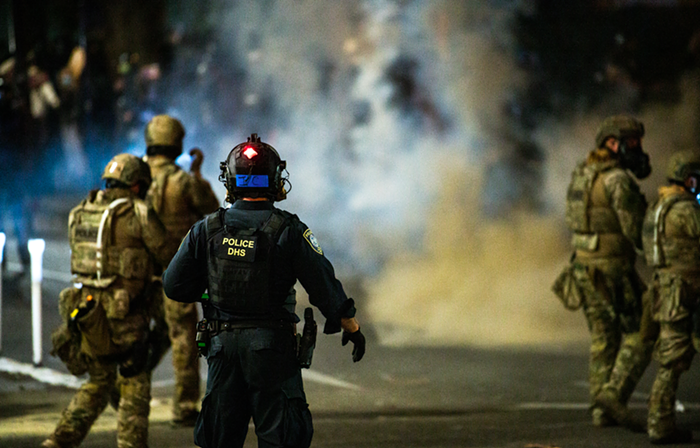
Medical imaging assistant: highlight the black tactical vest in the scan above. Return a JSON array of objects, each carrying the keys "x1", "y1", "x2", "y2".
[{"x1": 204, "y1": 208, "x2": 290, "y2": 316}]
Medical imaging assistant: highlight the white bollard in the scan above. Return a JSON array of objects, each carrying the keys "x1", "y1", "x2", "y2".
[
  {"x1": 0, "y1": 232, "x2": 5, "y2": 354},
  {"x1": 28, "y1": 238, "x2": 45, "y2": 366}
]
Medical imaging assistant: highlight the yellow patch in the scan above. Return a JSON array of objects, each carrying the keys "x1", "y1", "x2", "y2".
[{"x1": 303, "y1": 229, "x2": 323, "y2": 255}]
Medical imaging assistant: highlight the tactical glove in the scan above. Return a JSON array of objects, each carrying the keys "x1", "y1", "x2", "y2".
[{"x1": 341, "y1": 327, "x2": 366, "y2": 362}]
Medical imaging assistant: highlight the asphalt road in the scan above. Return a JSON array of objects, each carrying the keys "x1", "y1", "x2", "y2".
[{"x1": 1, "y1": 231, "x2": 700, "y2": 447}]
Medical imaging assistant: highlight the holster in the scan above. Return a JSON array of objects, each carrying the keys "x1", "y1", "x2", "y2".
[
  {"x1": 196, "y1": 319, "x2": 211, "y2": 358},
  {"x1": 297, "y1": 307, "x2": 317, "y2": 369}
]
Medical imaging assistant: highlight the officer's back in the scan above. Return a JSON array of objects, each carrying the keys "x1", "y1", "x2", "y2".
[{"x1": 163, "y1": 134, "x2": 365, "y2": 448}]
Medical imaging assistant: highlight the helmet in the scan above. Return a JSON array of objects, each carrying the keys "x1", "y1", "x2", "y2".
[
  {"x1": 102, "y1": 153, "x2": 152, "y2": 190},
  {"x1": 595, "y1": 115, "x2": 645, "y2": 148},
  {"x1": 145, "y1": 115, "x2": 185, "y2": 156},
  {"x1": 666, "y1": 150, "x2": 700, "y2": 184},
  {"x1": 219, "y1": 133, "x2": 289, "y2": 201}
]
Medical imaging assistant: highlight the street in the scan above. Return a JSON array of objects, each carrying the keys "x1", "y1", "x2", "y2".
[{"x1": 0, "y1": 227, "x2": 699, "y2": 447}]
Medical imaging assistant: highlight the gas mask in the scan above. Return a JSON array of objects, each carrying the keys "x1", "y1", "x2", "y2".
[
  {"x1": 685, "y1": 173, "x2": 700, "y2": 205},
  {"x1": 619, "y1": 139, "x2": 651, "y2": 179}
]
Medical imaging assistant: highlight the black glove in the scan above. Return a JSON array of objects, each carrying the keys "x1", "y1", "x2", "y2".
[{"x1": 341, "y1": 328, "x2": 366, "y2": 362}]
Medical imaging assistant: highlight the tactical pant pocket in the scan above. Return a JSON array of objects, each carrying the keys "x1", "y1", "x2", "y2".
[{"x1": 656, "y1": 273, "x2": 690, "y2": 322}]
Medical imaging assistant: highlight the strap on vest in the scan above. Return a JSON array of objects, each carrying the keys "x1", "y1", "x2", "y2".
[
  {"x1": 650, "y1": 195, "x2": 691, "y2": 267},
  {"x1": 205, "y1": 207, "x2": 289, "y2": 242},
  {"x1": 96, "y1": 198, "x2": 130, "y2": 281},
  {"x1": 205, "y1": 208, "x2": 227, "y2": 239}
]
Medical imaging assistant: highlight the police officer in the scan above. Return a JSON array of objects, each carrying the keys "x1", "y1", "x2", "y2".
[
  {"x1": 561, "y1": 115, "x2": 654, "y2": 427},
  {"x1": 43, "y1": 154, "x2": 176, "y2": 448},
  {"x1": 642, "y1": 150, "x2": 700, "y2": 444},
  {"x1": 143, "y1": 114, "x2": 220, "y2": 426},
  {"x1": 163, "y1": 133, "x2": 366, "y2": 448}
]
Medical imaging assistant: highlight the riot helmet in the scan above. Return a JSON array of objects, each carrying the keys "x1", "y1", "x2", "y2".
[
  {"x1": 595, "y1": 115, "x2": 650, "y2": 179},
  {"x1": 219, "y1": 133, "x2": 290, "y2": 202},
  {"x1": 102, "y1": 153, "x2": 152, "y2": 198},
  {"x1": 145, "y1": 114, "x2": 185, "y2": 159}
]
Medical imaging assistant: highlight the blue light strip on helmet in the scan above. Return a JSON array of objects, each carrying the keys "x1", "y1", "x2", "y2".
[{"x1": 236, "y1": 174, "x2": 269, "y2": 187}]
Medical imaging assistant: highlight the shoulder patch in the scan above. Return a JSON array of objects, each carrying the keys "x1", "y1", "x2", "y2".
[{"x1": 303, "y1": 229, "x2": 323, "y2": 255}]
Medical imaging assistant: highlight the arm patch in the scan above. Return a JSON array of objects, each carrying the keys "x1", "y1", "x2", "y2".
[{"x1": 304, "y1": 229, "x2": 323, "y2": 255}]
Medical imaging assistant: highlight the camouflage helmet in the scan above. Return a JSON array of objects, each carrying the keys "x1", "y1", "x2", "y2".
[
  {"x1": 595, "y1": 115, "x2": 645, "y2": 148},
  {"x1": 102, "y1": 153, "x2": 152, "y2": 188},
  {"x1": 144, "y1": 114, "x2": 185, "y2": 150},
  {"x1": 666, "y1": 150, "x2": 700, "y2": 183}
]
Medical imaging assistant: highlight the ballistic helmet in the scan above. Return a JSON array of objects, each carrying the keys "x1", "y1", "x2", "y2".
[
  {"x1": 145, "y1": 115, "x2": 185, "y2": 157},
  {"x1": 666, "y1": 150, "x2": 700, "y2": 184},
  {"x1": 595, "y1": 115, "x2": 645, "y2": 149},
  {"x1": 219, "y1": 133, "x2": 288, "y2": 201},
  {"x1": 102, "y1": 153, "x2": 152, "y2": 190}
]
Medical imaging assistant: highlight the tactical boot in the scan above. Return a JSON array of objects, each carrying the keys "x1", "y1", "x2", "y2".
[
  {"x1": 650, "y1": 429, "x2": 693, "y2": 445},
  {"x1": 40, "y1": 437, "x2": 60, "y2": 448},
  {"x1": 591, "y1": 407, "x2": 616, "y2": 427},
  {"x1": 594, "y1": 389, "x2": 645, "y2": 432},
  {"x1": 594, "y1": 389, "x2": 629, "y2": 423}
]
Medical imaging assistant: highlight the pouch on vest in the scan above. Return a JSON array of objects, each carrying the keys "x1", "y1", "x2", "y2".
[
  {"x1": 565, "y1": 164, "x2": 598, "y2": 233},
  {"x1": 77, "y1": 294, "x2": 117, "y2": 357},
  {"x1": 103, "y1": 288, "x2": 130, "y2": 320},
  {"x1": 572, "y1": 233, "x2": 599, "y2": 252},
  {"x1": 115, "y1": 247, "x2": 150, "y2": 280},
  {"x1": 552, "y1": 263, "x2": 583, "y2": 310}
]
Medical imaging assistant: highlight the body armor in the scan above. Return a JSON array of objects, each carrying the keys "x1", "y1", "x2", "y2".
[
  {"x1": 204, "y1": 208, "x2": 291, "y2": 316},
  {"x1": 69, "y1": 190, "x2": 152, "y2": 287},
  {"x1": 146, "y1": 161, "x2": 204, "y2": 239},
  {"x1": 643, "y1": 190, "x2": 700, "y2": 269},
  {"x1": 566, "y1": 160, "x2": 632, "y2": 257}
]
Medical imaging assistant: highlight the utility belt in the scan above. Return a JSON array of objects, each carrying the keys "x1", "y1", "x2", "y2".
[
  {"x1": 196, "y1": 308, "x2": 317, "y2": 368},
  {"x1": 573, "y1": 232, "x2": 634, "y2": 259},
  {"x1": 203, "y1": 319, "x2": 296, "y2": 334},
  {"x1": 195, "y1": 319, "x2": 295, "y2": 358}
]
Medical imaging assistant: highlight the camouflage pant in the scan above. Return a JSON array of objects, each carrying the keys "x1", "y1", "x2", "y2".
[
  {"x1": 647, "y1": 320, "x2": 698, "y2": 438},
  {"x1": 47, "y1": 359, "x2": 151, "y2": 448},
  {"x1": 163, "y1": 291, "x2": 200, "y2": 419},
  {"x1": 575, "y1": 261, "x2": 652, "y2": 414},
  {"x1": 646, "y1": 271, "x2": 700, "y2": 437}
]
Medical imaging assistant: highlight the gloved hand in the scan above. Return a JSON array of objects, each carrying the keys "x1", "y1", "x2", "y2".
[
  {"x1": 341, "y1": 327, "x2": 366, "y2": 362},
  {"x1": 189, "y1": 147, "x2": 204, "y2": 175}
]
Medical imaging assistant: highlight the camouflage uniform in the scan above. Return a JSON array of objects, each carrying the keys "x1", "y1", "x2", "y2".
[
  {"x1": 642, "y1": 151, "x2": 700, "y2": 443},
  {"x1": 143, "y1": 115, "x2": 220, "y2": 424},
  {"x1": 564, "y1": 141, "x2": 653, "y2": 426},
  {"x1": 44, "y1": 154, "x2": 175, "y2": 448}
]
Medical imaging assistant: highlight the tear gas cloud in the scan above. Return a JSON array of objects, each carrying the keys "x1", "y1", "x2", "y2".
[{"x1": 164, "y1": 0, "x2": 699, "y2": 349}]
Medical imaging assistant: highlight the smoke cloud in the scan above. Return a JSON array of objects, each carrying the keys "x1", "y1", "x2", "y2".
[{"x1": 162, "y1": 1, "x2": 700, "y2": 349}]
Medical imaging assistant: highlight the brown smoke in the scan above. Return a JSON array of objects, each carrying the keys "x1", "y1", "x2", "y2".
[{"x1": 364, "y1": 164, "x2": 587, "y2": 350}]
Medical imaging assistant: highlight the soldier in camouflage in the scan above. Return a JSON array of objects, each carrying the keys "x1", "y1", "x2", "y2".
[
  {"x1": 143, "y1": 115, "x2": 220, "y2": 426},
  {"x1": 641, "y1": 150, "x2": 700, "y2": 444},
  {"x1": 561, "y1": 115, "x2": 654, "y2": 428},
  {"x1": 43, "y1": 154, "x2": 176, "y2": 448}
]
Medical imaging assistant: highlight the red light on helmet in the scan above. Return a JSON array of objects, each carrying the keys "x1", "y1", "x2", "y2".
[{"x1": 243, "y1": 146, "x2": 258, "y2": 159}]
